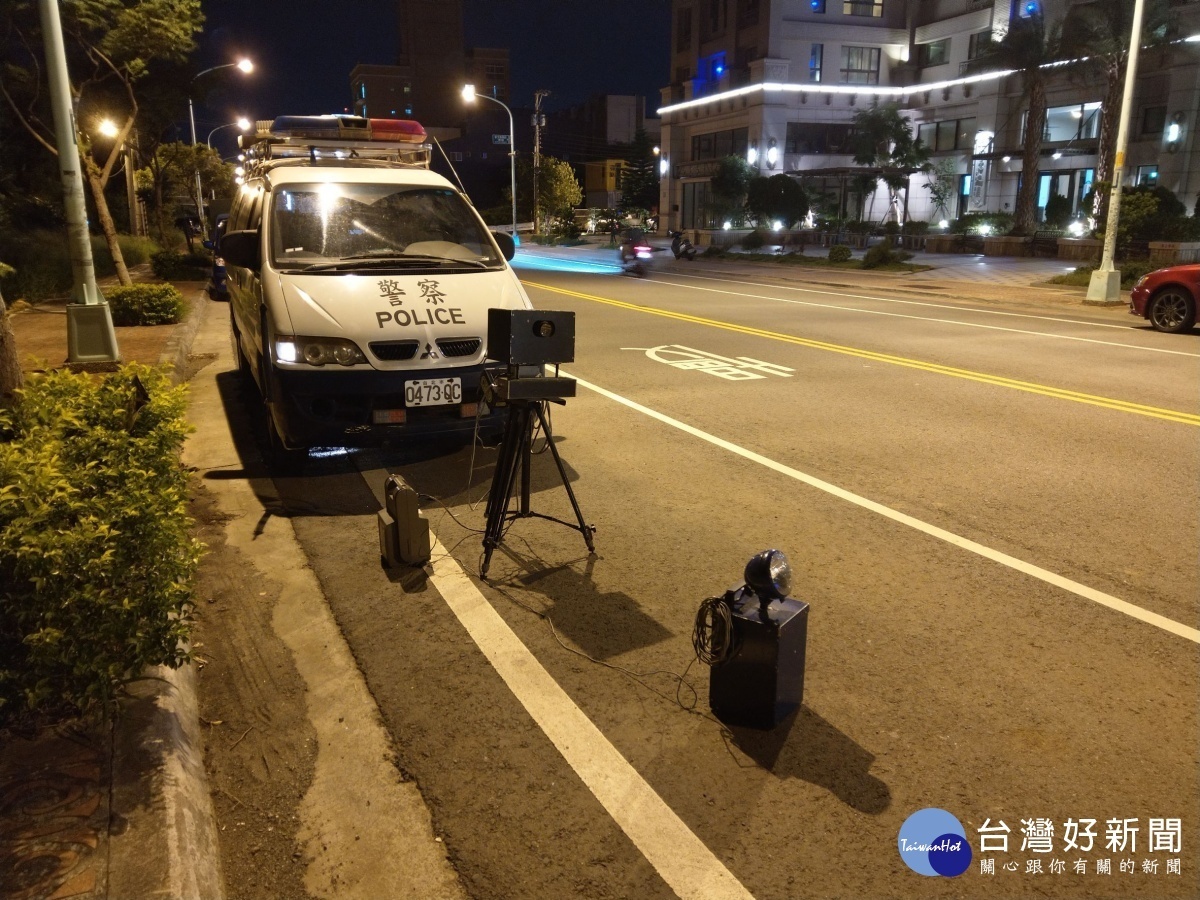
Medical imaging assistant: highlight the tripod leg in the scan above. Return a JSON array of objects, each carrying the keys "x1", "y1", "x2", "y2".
[
  {"x1": 535, "y1": 404, "x2": 596, "y2": 553},
  {"x1": 520, "y1": 402, "x2": 535, "y2": 516},
  {"x1": 481, "y1": 404, "x2": 532, "y2": 577}
]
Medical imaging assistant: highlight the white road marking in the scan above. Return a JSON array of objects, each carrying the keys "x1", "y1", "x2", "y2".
[
  {"x1": 566, "y1": 372, "x2": 1200, "y2": 646},
  {"x1": 611, "y1": 266, "x2": 1142, "y2": 331},
  {"x1": 645, "y1": 275, "x2": 1200, "y2": 357},
  {"x1": 425, "y1": 536, "x2": 755, "y2": 900}
]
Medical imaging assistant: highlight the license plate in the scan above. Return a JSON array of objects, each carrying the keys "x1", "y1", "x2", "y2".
[{"x1": 405, "y1": 377, "x2": 462, "y2": 407}]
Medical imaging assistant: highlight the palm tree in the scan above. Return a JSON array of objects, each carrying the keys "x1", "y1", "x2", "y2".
[
  {"x1": 1059, "y1": 0, "x2": 1175, "y2": 224},
  {"x1": 967, "y1": 14, "x2": 1063, "y2": 236},
  {"x1": 849, "y1": 103, "x2": 931, "y2": 226}
]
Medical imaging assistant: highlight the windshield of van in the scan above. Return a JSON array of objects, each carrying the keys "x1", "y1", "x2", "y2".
[{"x1": 269, "y1": 183, "x2": 504, "y2": 272}]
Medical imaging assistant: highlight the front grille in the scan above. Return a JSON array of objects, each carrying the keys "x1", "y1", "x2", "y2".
[
  {"x1": 436, "y1": 337, "x2": 481, "y2": 358},
  {"x1": 369, "y1": 340, "x2": 419, "y2": 361}
]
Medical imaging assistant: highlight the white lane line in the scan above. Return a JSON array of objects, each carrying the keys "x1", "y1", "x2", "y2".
[
  {"x1": 566, "y1": 372, "x2": 1200, "y2": 646},
  {"x1": 644, "y1": 276, "x2": 1199, "y2": 357},
  {"x1": 426, "y1": 536, "x2": 755, "y2": 900},
  {"x1": 648, "y1": 268, "x2": 1143, "y2": 332}
]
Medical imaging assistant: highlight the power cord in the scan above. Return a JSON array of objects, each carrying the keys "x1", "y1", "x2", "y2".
[{"x1": 692, "y1": 594, "x2": 735, "y2": 666}]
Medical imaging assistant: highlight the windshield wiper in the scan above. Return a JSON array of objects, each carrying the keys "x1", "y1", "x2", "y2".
[{"x1": 299, "y1": 254, "x2": 489, "y2": 272}]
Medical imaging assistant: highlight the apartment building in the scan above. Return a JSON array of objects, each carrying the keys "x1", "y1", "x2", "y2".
[{"x1": 658, "y1": 0, "x2": 1200, "y2": 231}]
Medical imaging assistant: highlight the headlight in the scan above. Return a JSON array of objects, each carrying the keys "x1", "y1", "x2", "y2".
[
  {"x1": 1132, "y1": 275, "x2": 1149, "y2": 290},
  {"x1": 743, "y1": 549, "x2": 792, "y2": 600},
  {"x1": 275, "y1": 335, "x2": 367, "y2": 367}
]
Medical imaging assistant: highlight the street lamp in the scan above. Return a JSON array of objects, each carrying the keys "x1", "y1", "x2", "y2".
[
  {"x1": 462, "y1": 83, "x2": 517, "y2": 241},
  {"x1": 188, "y1": 59, "x2": 253, "y2": 235},
  {"x1": 207, "y1": 117, "x2": 252, "y2": 148},
  {"x1": 1086, "y1": 0, "x2": 1145, "y2": 304},
  {"x1": 95, "y1": 118, "x2": 142, "y2": 237}
]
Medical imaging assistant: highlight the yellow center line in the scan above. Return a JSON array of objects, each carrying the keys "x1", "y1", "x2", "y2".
[{"x1": 523, "y1": 280, "x2": 1200, "y2": 427}]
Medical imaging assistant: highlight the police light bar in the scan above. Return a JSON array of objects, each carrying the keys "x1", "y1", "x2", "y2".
[{"x1": 255, "y1": 115, "x2": 427, "y2": 144}]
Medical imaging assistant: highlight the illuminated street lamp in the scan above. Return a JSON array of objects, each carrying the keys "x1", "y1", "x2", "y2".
[
  {"x1": 188, "y1": 59, "x2": 253, "y2": 234},
  {"x1": 94, "y1": 118, "x2": 143, "y2": 237},
  {"x1": 462, "y1": 83, "x2": 517, "y2": 240},
  {"x1": 207, "y1": 116, "x2": 252, "y2": 148}
]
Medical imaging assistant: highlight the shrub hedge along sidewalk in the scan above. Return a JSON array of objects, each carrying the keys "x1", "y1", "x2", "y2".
[{"x1": 0, "y1": 364, "x2": 201, "y2": 726}]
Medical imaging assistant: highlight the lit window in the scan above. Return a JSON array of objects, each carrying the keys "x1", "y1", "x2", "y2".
[
  {"x1": 917, "y1": 39, "x2": 949, "y2": 68},
  {"x1": 840, "y1": 46, "x2": 881, "y2": 84},
  {"x1": 809, "y1": 44, "x2": 823, "y2": 82},
  {"x1": 843, "y1": 0, "x2": 883, "y2": 16}
]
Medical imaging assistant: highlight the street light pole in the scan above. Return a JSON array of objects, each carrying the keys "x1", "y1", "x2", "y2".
[
  {"x1": 207, "y1": 118, "x2": 253, "y2": 149},
  {"x1": 462, "y1": 84, "x2": 517, "y2": 240},
  {"x1": 532, "y1": 90, "x2": 549, "y2": 235},
  {"x1": 36, "y1": 0, "x2": 119, "y2": 363},
  {"x1": 189, "y1": 60, "x2": 253, "y2": 238},
  {"x1": 1086, "y1": 0, "x2": 1146, "y2": 305}
]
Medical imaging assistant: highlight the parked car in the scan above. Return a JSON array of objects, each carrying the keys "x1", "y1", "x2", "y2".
[
  {"x1": 1129, "y1": 264, "x2": 1198, "y2": 334},
  {"x1": 203, "y1": 213, "x2": 230, "y2": 301}
]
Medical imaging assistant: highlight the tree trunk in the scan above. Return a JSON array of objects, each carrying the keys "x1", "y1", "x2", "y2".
[
  {"x1": 0, "y1": 289, "x2": 24, "y2": 404},
  {"x1": 1014, "y1": 74, "x2": 1046, "y2": 236},
  {"x1": 84, "y1": 156, "x2": 132, "y2": 286}
]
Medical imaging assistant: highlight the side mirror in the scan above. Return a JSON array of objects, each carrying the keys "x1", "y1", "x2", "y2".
[
  {"x1": 493, "y1": 230, "x2": 516, "y2": 262},
  {"x1": 220, "y1": 229, "x2": 260, "y2": 270}
]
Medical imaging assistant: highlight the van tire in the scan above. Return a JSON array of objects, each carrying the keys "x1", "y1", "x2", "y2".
[{"x1": 262, "y1": 405, "x2": 308, "y2": 474}]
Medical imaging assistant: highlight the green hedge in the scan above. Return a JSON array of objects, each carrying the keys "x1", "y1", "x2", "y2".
[
  {"x1": 0, "y1": 230, "x2": 163, "y2": 302},
  {"x1": 150, "y1": 250, "x2": 210, "y2": 281},
  {"x1": 0, "y1": 365, "x2": 200, "y2": 725},
  {"x1": 106, "y1": 283, "x2": 186, "y2": 326},
  {"x1": 828, "y1": 244, "x2": 852, "y2": 262}
]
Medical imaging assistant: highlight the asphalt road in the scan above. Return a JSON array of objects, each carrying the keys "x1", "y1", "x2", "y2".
[{"x1": 205, "y1": 254, "x2": 1200, "y2": 899}]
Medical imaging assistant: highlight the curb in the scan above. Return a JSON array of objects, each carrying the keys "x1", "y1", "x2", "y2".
[{"x1": 112, "y1": 290, "x2": 225, "y2": 899}]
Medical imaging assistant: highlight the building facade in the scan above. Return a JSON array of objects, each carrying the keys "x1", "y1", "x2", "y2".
[
  {"x1": 658, "y1": 0, "x2": 1200, "y2": 232},
  {"x1": 351, "y1": 1, "x2": 509, "y2": 139}
]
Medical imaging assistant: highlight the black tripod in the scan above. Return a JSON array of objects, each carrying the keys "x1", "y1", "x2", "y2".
[{"x1": 481, "y1": 398, "x2": 595, "y2": 579}]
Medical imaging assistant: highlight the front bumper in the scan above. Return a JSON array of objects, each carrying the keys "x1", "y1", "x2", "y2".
[{"x1": 269, "y1": 362, "x2": 506, "y2": 447}]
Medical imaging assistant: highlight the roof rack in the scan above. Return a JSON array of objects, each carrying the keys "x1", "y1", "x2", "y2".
[{"x1": 240, "y1": 115, "x2": 432, "y2": 173}]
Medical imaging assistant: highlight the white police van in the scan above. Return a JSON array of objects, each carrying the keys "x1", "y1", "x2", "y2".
[{"x1": 220, "y1": 115, "x2": 531, "y2": 467}]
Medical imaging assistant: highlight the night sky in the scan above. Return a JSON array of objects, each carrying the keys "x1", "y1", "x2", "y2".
[{"x1": 195, "y1": 0, "x2": 672, "y2": 140}]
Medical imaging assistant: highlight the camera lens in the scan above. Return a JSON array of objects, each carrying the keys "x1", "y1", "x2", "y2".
[{"x1": 534, "y1": 320, "x2": 555, "y2": 338}]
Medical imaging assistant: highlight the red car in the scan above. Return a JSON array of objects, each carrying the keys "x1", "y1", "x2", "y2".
[{"x1": 1129, "y1": 264, "x2": 1198, "y2": 333}]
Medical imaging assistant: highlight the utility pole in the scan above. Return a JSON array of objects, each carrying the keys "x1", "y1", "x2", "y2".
[
  {"x1": 37, "y1": 0, "x2": 120, "y2": 364},
  {"x1": 532, "y1": 90, "x2": 549, "y2": 235},
  {"x1": 1086, "y1": 0, "x2": 1146, "y2": 305}
]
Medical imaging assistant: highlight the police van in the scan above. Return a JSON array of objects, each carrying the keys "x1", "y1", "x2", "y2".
[{"x1": 219, "y1": 115, "x2": 531, "y2": 467}]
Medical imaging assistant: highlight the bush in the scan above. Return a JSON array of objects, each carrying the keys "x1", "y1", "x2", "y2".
[
  {"x1": 1048, "y1": 262, "x2": 1159, "y2": 289},
  {"x1": 150, "y1": 250, "x2": 210, "y2": 281},
  {"x1": 953, "y1": 212, "x2": 1014, "y2": 235},
  {"x1": 92, "y1": 234, "x2": 162, "y2": 276},
  {"x1": 844, "y1": 220, "x2": 875, "y2": 234},
  {"x1": 741, "y1": 229, "x2": 766, "y2": 250},
  {"x1": 828, "y1": 244, "x2": 853, "y2": 262},
  {"x1": 861, "y1": 242, "x2": 914, "y2": 269},
  {"x1": 105, "y1": 283, "x2": 186, "y2": 326},
  {"x1": 902, "y1": 220, "x2": 930, "y2": 235},
  {"x1": 0, "y1": 365, "x2": 200, "y2": 725}
]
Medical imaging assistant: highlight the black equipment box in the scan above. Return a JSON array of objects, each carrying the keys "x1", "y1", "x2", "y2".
[
  {"x1": 487, "y1": 309, "x2": 575, "y2": 366},
  {"x1": 495, "y1": 376, "x2": 577, "y2": 402},
  {"x1": 709, "y1": 589, "x2": 809, "y2": 729}
]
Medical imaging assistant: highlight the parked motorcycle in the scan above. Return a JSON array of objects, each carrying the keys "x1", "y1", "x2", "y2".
[{"x1": 669, "y1": 230, "x2": 696, "y2": 261}]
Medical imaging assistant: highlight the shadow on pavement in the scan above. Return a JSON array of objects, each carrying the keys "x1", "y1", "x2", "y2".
[{"x1": 725, "y1": 706, "x2": 891, "y2": 815}]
